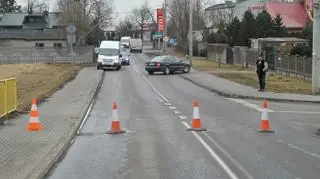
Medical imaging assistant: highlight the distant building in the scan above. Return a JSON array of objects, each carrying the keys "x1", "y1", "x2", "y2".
[
  {"x1": 0, "y1": 12, "x2": 67, "y2": 48},
  {"x1": 205, "y1": 0, "x2": 312, "y2": 33}
]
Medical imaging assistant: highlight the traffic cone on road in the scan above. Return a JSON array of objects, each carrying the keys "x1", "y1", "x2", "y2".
[
  {"x1": 187, "y1": 100, "x2": 207, "y2": 131},
  {"x1": 257, "y1": 100, "x2": 274, "y2": 133},
  {"x1": 26, "y1": 98, "x2": 42, "y2": 131},
  {"x1": 106, "y1": 102, "x2": 125, "y2": 134}
]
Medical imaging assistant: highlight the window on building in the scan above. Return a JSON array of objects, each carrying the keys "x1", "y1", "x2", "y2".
[
  {"x1": 35, "y1": 43, "x2": 44, "y2": 48},
  {"x1": 54, "y1": 43, "x2": 62, "y2": 48}
]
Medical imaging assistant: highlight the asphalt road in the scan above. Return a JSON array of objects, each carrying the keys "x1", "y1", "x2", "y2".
[{"x1": 47, "y1": 50, "x2": 320, "y2": 179}]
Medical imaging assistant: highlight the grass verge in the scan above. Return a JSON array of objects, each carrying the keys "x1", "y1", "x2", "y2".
[
  {"x1": 0, "y1": 64, "x2": 83, "y2": 113},
  {"x1": 187, "y1": 58, "x2": 312, "y2": 94},
  {"x1": 215, "y1": 72, "x2": 312, "y2": 94}
]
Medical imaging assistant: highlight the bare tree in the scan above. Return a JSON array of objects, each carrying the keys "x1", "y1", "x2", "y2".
[
  {"x1": 208, "y1": 5, "x2": 234, "y2": 31},
  {"x1": 168, "y1": 0, "x2": 208, "y2": 52},
  {"x1": 116, "y1": 16, "x2": 136, "y2": 37},
  {"x1": 25, "y1": 0, "x2": 47, "y2": 14},
  {"x1": 57, "y1": 0, "x2": 113, "y2": 44},
  {"x1": 131, "y1": 1, "x2": 153, "y2": 40}
]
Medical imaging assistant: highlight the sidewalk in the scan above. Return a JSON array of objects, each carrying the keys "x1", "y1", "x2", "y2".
[
  {"x1": 0, "y1": 67, "x2": 103, "y2": 179},
  {"x1": 180, "y1": 69, "x2": 320, "y2": 103}
]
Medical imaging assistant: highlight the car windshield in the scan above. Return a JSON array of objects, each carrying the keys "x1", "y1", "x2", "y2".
[{"x1": 99, "y1": 48, "x2": 119, "y2": 56}]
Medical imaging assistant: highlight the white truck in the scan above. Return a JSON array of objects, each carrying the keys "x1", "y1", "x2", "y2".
[
  {"x1": 129, "y1": 38, "x2": 143, "y2": 53},
  {"x1": 97, "y1": 41, "x2": 122, "y2": 71}
]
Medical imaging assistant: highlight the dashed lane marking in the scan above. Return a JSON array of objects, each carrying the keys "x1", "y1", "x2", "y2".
[
  {"x1": 169, "y1": 106, "x2": 176, "y2": 109},
  {"x1": 277, "y1": 140, "x2": 320, "y2": 160},
  {"x1": 179, "y1": 115, "x2": 188, "y2": 120},
  {"x1": 164, "y1": 102, "x2": 172, "y2": 106},
  {"x1": 174, "y1": 110, "x2": 182, "y2": 114}
]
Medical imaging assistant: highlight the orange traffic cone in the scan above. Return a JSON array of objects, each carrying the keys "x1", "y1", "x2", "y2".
[
  {"x1": 106, "y1": 102, "x2": 125, "y2": 134},
  {"x1": 26, "y1": 98, "x2": 42, "y2": 131},
  {"x1": 187, "y1": 100, "x2": 207, "y2": 131},
  {"x1": 258, "y1": 100, "x2": 274, "y2": 133}
]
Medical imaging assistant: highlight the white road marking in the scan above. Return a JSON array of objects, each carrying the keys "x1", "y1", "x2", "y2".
[
  {"x1": 164, "y1": 102, "x2": 172, "y2": 106},
  {"x1": 182, "y1": 121, "x2": 239, "y2": 179},
  {"x1": 131, "y1": 58, "x2": 169, "y2": 102},
  {"x1": 179, "y1": 115, "x2": 188, "y2": 120},
  {"x1": 277, "y1": 140, "x2": 320, "y2": 160},
  {"x1": 77, "y1": 102, "x2": 93, "y2": 134},
  {"x1": 202, "y1": 132, "x2": 254, "y2": 179},
  {"x1": 275, "y1": 110, "x2": 320, "y2": 114},
  {"x1": 227, "y1": 98, "x2": 274, "y2": 112},
  {"x1": 169, "y1": 106, "x2": 176, "y2": 109},
  {"x1": 174, "y1": 110, "x2": 181, "y2": 114}
]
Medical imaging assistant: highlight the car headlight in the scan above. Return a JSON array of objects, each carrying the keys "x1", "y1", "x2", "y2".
[
  {"x1": 97, "y1": 58, "x2": 102, "y2": 62},
  {"x1": 114, "y1": 59, "x2": 119, "y2": 63}
]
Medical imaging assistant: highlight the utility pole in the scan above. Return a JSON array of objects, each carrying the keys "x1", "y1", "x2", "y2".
[
  {"x1": 163, "y1": 0, "x2": 167, "y2": 52},
  {"x1": 312, "y1": 1, "x2": 320, "y2": 94},
  {"x1": 189, "y1": 0, "x2": 193, "y2": 66}
]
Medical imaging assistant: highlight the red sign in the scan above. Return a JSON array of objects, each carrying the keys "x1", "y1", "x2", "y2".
[{"x1": 156, "y1": 8, "x2": 164, "y2": 32}]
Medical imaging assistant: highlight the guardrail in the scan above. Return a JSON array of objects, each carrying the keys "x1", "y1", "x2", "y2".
[{"x1": 0, "y1": 78, "x2": 17, "y2": 118}]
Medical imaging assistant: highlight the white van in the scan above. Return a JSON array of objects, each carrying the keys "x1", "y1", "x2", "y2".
[
  {"x1": 97, "y1": 41, "x2": 122, "y2": 70},
  {"x1": 129, "y1": 38, "x2": 142, "y2": 53},
  {"x1": 120, "y1": 36, "x2": 131, "y2": 48}
]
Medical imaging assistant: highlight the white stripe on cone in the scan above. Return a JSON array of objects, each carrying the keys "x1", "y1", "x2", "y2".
[
  {"x1": 261, "y1": 108, "x2": 269, "y2": 121},
  {"x1": 113, "y1": 108, "x2": 119, "y2": 121},
  {"x1": 193, "y1": 106, "x2": 200, "y2": 119},
  {"x1": 29, "y1": 116, "x2": 40, "y2": 123},
  {"x1": 31, "y1": 104, "x2": 37, "y2": 111}
]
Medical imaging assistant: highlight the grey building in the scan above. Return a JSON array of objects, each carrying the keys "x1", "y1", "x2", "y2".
[{"x1": 0, "y1": 12, "x2": 67, "y2": 48}]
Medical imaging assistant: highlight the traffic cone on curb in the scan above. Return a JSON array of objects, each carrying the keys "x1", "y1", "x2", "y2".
[
  {"x1": 26, "y1": 98, "x2": 42, "y2": 131},
  {"x1": 106, "y1": 102, "x2": 125, "y2": 134},
  {"x1": 187, "y1": 100, "x2": 207, "y2": 131},
  {"x1": 257, "y1": 100, "x2": 274, "y2": 133}
]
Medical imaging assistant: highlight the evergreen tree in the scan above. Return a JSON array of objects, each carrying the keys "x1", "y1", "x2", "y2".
[
  {"x1": 227, "y1": 17, "x2": 242, "y2": 46},
  {"x1": 240, "y1": 10, "x2": 256, "y2": 47},
  {"x1": 273, "y1": 14, "x2": 287, "y2": 37},
  {"x1": 255, "y1": 10, "x2": 274, "y2": 37},
  {"x1": 0, "y1": 0, "x2": 21, "y2": 13}
]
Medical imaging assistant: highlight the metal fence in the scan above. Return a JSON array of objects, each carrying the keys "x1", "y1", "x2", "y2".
[
  {"x1": 204, "y1": 44, "x2": 313, "y2": 81},
  {"x1": 0, "y1": 78, "x2": 17, "y2": 118}
]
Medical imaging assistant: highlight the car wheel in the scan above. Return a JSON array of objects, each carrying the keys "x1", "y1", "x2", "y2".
[
  {"x1": 148, "y1": 71, "x2": 154, "y2": 75},
  {"x1": 183, "y1": 65, "x2": 190, "y2": 73},
  {"x1": 164, "y1": 67, "x2": 170, "y2": 75},
  {"x1": 116, "y1": 66, "x2": 121, "y2": 71}
]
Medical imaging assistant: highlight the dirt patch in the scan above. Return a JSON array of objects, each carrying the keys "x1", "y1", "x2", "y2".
[
  {"x1": 0, "y1": 64, "x2": 83, "y2": 113},
  {"x1": 215, "y1": 72, "x2": 312, "y2": 94}
]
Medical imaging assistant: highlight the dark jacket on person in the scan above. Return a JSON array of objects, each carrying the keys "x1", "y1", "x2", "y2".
[{"x1": 256, "y1": 59, "x2": 268, "y2": 76}]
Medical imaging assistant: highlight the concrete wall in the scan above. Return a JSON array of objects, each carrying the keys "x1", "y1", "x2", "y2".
[
  {"x1": 0, "y1": 46, "x2": 94, "y2": 64},
  {"x1": 0, "y1": 39, "x2": 68, "y2": 48}
]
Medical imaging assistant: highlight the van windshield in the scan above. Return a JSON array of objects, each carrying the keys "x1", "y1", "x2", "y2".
[{"x1": 99, "y1": 48, "x2": 119, "y2": 56}]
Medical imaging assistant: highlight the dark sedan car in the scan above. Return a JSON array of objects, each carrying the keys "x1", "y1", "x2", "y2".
[{"x1": 145, "y1": 55, "x2": 190, "y2": 75}]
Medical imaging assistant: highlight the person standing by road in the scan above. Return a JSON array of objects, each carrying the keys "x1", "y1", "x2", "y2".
[{"x1": 256, "y1": 56, "x2": 268, "y2": 92}]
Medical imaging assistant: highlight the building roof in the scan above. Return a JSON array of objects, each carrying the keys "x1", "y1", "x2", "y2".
[
  {"x1": 0, "y1": 12, "x2": 66, "y2": 28},
  {"x1": 265, "y1": 2, "x2": 309, "y2": 29},
  {"x1": 0, "y1": 29, "x2": 66, "y2": 40},
  {"x1": 0, "y1": 13, "x2": 27, "y2": 26}
]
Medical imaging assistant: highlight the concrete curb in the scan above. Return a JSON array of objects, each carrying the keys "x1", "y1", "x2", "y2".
[
  {"x1": 30, "y1": 70, "x2": 105, "y2": 179},
  {"x1": 179, "y1": 74, "x2": 320, "y2": 104}
]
